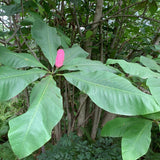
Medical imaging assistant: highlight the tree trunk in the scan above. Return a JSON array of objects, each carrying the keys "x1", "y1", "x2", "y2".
[
  {"x1": 85, "y1": 0, "x2": 104, "y2": 139},
  {"x1": 91, "y1": 104, "x2": 102, "y2": 140},
  {"x1": 77, "y1": 94, "x2": 87, "y2": 136},
  {"x1": 64, "y1": 81, "x2": 72, "y2": 134},
  {"x1": 101, "y1": 111, "x2": 117, "y2": 127},
  {"x1": 54, "y1": 121, "x2": 62, "y2": 141}
]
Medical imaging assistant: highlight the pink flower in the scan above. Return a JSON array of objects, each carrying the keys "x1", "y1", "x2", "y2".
[{"x1": 55, "y1": 49, "x2": 65, "y2": 68}]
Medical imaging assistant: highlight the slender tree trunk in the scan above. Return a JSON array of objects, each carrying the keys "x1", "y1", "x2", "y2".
[
  {"x1": 77, "y1": 94, "x2": 87, "y2": 136},
  {"x1": 85, "y1": 0, "x2": 103, "y2": 139},
  {"x1": 101, "y1": 111, "x2": 117, "y2": 127},
  {"x1": 91, "y1": 104, "x2": 102, "y2": 140},
  {"x1": 54, "y1": 121, "x2": 62, "y2": 141},
  {"x1": 90, "y1": 0, "x2": 103, "y2": 140},
  {"x1": 153, "y1": 28, "x2": 160, "y2": 45},
  {"x1": 64, "y1": 81, "x2": 72, "y2": 134}
]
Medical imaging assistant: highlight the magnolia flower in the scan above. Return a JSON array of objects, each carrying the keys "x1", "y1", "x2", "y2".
[{"x1": 55, "y1": 49, "x2": 65, "y2": 68}]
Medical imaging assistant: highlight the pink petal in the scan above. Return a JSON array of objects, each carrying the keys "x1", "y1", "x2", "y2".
[{"x1": 55, "y1": 49, "x2": 65, "y2": 68}]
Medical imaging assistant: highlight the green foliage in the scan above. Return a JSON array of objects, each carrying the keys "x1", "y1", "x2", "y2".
[
  {"x1": 149, "y1": 0, "x2": 158, "y2": 15},
  {"x1": 38, "y1": 133, "x2": 122, "y2": 160},
  {"x1": 0, "y1": 104, "x2": 13, "y2": 142},
  {"x1": 0, "y1": 142, "x2": 17, "y2": 160},
  {"x1": 0, "y1": 46, "x2": 47, "y2": 69},
  {"x1": 0, "y1": 3, "x2": 21, "y2": 16},
  {"x1": 86, "y1": 30, "x2": 93, "y2": 39},
  {"x1": 155, "y1": 45, "x2": 160, "y2": 51},
  {"x1": 63, "y1": 45, "x2": 88, "y2": 64},
  {"x1": 64, "y1": 70, "x2": 159, "y2": 115},
  {"x1": 0, "y1": 101, "x2": 20, "y2": 122},
  {"x1": 0, "y1": 22, "x2": 160, "y2": 159},
  {"x1": 0, "y1": 98, "x2": 25, "y2": 142},
  {"x1": 102, "y1": 56, "x2": 160, "y2": 160},
  {"x1": 101, "y1": 117, "x2": 152, "y2": 160},
  {"x1": 138, "y1": 123, "x2": 160, "y2": 160},
  {"x1": 8, "y1": 76, "x2": 64, "y2": 159},
  {"x1": 0, "y1": 142, "x2": 35, "y2": 160},
  {"x1": 31, "y1": 20, "x2": 61, "y2": 66},
  {"x1": 107, "y1": 59, "x2": 160, "y2": 79},
  {"x1": 0, "y1": 3, "x2": 160, "y2": 159},
  {"x1": 143, "y1": 151, "x2": 160, "y2": 160},
  {"x1": 150, "y1": 123, "x2": 160, "y2": 153},
  {"x1": 140, "y1": 56, "x2": 160, "y2": 72},
  {"x1": 0, "y1": 66, "x2": 46, "y2": 101},
  {"x1": 147, "y1": 78, "x2": 160, "y2": 106},
  {"x1": 60, "y1": 57, "x2": 116, "y2": 72}
]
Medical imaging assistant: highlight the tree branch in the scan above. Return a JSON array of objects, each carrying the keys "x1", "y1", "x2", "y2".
[
  {"x1": 103, "y1": 0, "x2": 147, "y2": 17},
  {"x1": 107, "y1": 15, "x2": 160, "y2": 23},
  {"x1": 85, "y1": 14, "x2": 160, "y2": 28},
  {"x1": 20, "y1": 30, "x2": 39, "y2": 61},
  {"x1": 6, "y1": 27, "x2": 19, "y2": 43}
]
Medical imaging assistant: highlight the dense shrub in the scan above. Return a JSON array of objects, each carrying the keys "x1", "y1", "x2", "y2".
[{"x1": 38, "y1": 133, "x2": 122, "y2": 160}]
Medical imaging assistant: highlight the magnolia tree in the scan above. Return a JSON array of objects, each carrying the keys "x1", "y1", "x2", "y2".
[{"x1": 0, "y1": 18, "x2": 160, "y2": 160}]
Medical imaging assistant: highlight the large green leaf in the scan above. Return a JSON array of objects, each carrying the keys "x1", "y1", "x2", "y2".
[
  {"x1": 0, "y1": 46, "x2": 47, "y2": 69},
  {"x1": 63, "y1": 45, "x2": 88, "y2": 65},
  {"x1": 155, "y1": 45, "x2": 160, "y2": 51},
  {"x1": 60, "y1": 57, "x2": 117, "y2": 73},
  {"x1": 134, "y1": 1, "x2": 148, "y2": 11},
  {"x1": 63, "y1": 71, "x2": 160, "y2": 115},
  {"x1": 57, "y1": 28, "x2": 71, "y2": 48},
  {"x1": 149, "y1": 0, "x2": 158, "y2": 15},
  {"x1": 122, "y1": 118, "x2": 152, "y2": 160},
  {"x1": 31, "y1": 20, "x2": 61, "y2": 66},
  {"x1": 101, "y1": 117, "x2": 152, "y2": 160},
  {"x1": 147, "y1": 78, "x2": 160, "y2": 105},
  {"x1": 101, "y1": 117, "x2": 134, "y2": 137},
  {"x1": 140, "y1": 56, "x2": 160, "y2": 72},
  {"x1": 0, "y1": 66, "x2": 46, "y2": 101},
  {"x1": 143, "y1": 112, "x2": 160, "y2": 120},
  {"x1": 8, "y1": 76, "x2": 63, "y2": 159},
  {"x1": 0, "y1": 3, "x2": 21, "y2": 16},
  {"x1": 107, "y1": 59, "x2": 160, "y2": 79}
]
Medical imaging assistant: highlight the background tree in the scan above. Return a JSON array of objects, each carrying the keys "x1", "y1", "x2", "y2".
[{"x1": 0, "y1": 0, "x2": 160, "y2": 159}]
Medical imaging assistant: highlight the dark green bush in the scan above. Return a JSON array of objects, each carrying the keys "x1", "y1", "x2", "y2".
[
  {"x1": 0, "y1": 100, "x2": 24, "y2": 143},
  {"x1": 0, "y1": 142, "x2": 17, "y2": 160},
  {"x1": 38, "y1": 133, "x2": 122, "y2": 160}
]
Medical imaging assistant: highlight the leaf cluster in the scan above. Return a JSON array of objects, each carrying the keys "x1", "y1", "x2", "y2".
[
  {"x1": 38, "y1": 133, "x2": 122, "y2": 160},
  {"x1": 0, "y1": 100, "x2": 23, "y2": 142}
]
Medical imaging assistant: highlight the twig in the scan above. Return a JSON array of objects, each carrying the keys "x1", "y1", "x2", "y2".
[
  {"x1": 0, "y1": 38, "x2": 14, "y2": 46},
  {"x1": 73, "y1": 109, "x2": 95, "y2": 132},
  {"x1": 0, "y1": 39, "x2": 6, "y2": 45},
  {"x1": 104, "y1": 0, "x2": 147, "y2": 17},
  {"x1": 85, "y1": 14, "x2": 160, "y2": 28},
  {"x1": 103, "y1": 4, "x2": 117, "y2": 17},
  {"x1": 0, "y1": 17, "x2": 10, "y2": 29},
  {"x1": 71, "y1": 95, "x2": 88, "y2": 130},
  {"x1": 20, "y1": 30, "x2": 39, "y2": 60},
  {"x1": 12, "y1": 15, "x2": 21, "y2": 51},
  {"x1": 21, "y1": 0, "x2": 24, "y2": 20},
  {"x1": 107, "y1": 15, "x2": 160, "y2": 23},
  {"x1": 73, "y1": 4, "x2": 83, "y2": 37},
  {"x1": 6, "y1": 27, "x2": 19, "y2": 43}
]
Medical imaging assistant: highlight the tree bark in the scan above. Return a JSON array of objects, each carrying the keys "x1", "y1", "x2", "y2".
[
  {"x1": 64, "y1": 81, "x2": 72, "y2": 134},
  {"x1": 84, "y1": 0, "x2": 103, "y2": 58},
  {"x1": 77, "y1": 94, "x2": 87, "y2": 136},
  {"x1": 101, "y1": 111, "x2": 117, "y2": 127},
  {"x1": 54, "y1": 121, "x2": 62, "y2": 141},
  {"x1": 91, "y1": 104, "x2": 102, "y2": 140},
  {"x1": 85, "y1": 0, "x2": 104, "y2": 139}
]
